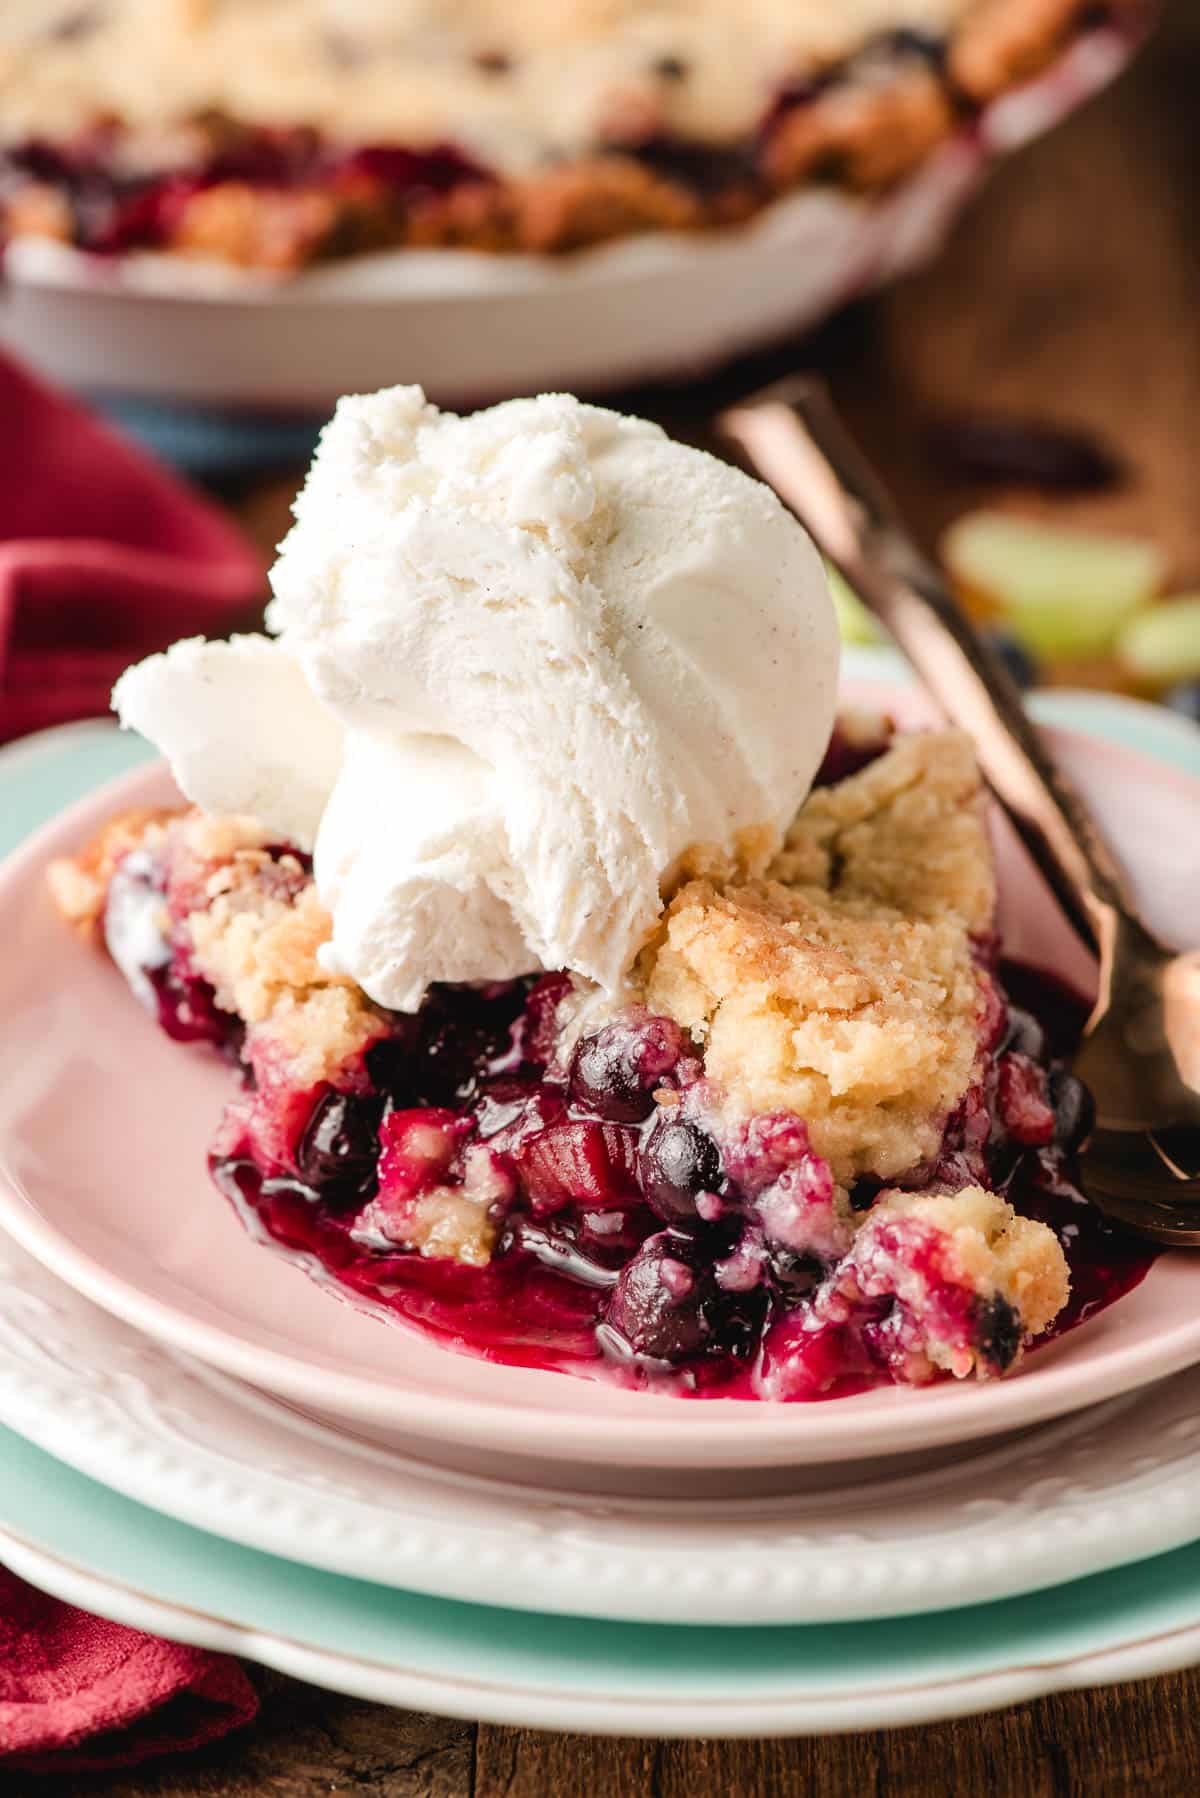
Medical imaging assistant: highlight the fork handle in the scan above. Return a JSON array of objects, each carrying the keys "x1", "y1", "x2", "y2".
[{"x1": 719, "y1": 379, "x2": 1142, "y2": 963}]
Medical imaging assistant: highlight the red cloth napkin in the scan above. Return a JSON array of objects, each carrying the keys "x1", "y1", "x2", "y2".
[
  {"x1": 0, "y1": 354, "x2": 266, "y2": 744},
  {"x1": 0, "y1": 356, "x2": 264, "y2": 1770},
  {"x1": 0, "y1": 1569, "x2": 258, "y2": 1772}
]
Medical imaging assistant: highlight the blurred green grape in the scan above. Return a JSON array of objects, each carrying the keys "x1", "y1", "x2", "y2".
[{"x1": 941, "y1": 512, "x2": 1166, "y2": 660}]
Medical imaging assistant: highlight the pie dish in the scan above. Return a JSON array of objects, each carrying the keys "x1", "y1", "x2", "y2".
[
  {"x1": 48, "y1": 709, "x2": 1148, "y2": 1402},
  {"x1": 0, "y1": 1, "x2": 1146, "y2": 270}
]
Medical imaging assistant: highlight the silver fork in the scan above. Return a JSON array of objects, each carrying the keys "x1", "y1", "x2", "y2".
[{"x1": 719, "y1": 378, "x2": 1200, "y2": 1247}]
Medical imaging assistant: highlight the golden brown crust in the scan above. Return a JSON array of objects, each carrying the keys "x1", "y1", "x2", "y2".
[
  {"x1": 869, "y1": 1186, "x2": 1070, "y2": 1352},
  {"x1": 635, "y1": 730, "x2": 996, "y2": 1183},
  {"x1": 764, "y1": 68, "x2": 956, "y2": 192},
  {"x1": 3, "y1": 180, "x2": 74, "y2": 243},
  {"x1": 950, "y1": 0, "x2": 1114, "y2": 101},
  {"x1": 771, "y1": 729, "x2": 995, "y2": 933},
  {"x1": 169, "y1": 181, "x2": 351, "y2": 270},
  {"x1": 175, "y1": 816, "x2": 384, "y2": 1085},
  {"x1": 261, "y1": 986, "x2": 383, "y2": 1089},
  {"x1": 188, "y1": 877, "x2": 341, "y2": 1023},
  {"x1": 46, "y1": 807, "x2": 175, "y2": 935},
  {"x1": 48, "y1": 804, "x2": 382, "y2": 1088},
  {"x1": 502, "y1": 158, "x2": 712, "y2": 254}
]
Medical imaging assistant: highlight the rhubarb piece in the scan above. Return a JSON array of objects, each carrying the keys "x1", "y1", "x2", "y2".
[{"x1": 1116, "y1": 598, "x2": 1200, "y2": 690}]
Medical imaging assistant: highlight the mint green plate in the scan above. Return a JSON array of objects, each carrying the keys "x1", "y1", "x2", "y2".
[
  {"x1": 2, "y1": 691, "x2": 1199, "y2": 1734},
  {"x1": 6, "y1": 1422, "x2": 1200, "y2": 1734}
]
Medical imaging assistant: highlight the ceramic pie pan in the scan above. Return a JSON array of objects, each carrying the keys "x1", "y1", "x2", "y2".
[
  {"x1": 0, "y1": 684, "x2": 1198, "y2": 1479},
  {"x1": 0, "y1": 30, "x2": 1132, "y2": 409}
]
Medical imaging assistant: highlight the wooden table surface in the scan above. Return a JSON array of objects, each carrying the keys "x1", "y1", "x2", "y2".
[{"x1": 47, "y1": 5, "x2": 1200, "y2": 1794}]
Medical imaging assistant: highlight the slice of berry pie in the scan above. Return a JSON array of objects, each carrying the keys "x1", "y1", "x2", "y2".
[
  {"x1": 51, "y1": 713, "x2": 1147, "y2": 1399},
  {"x1": 1, "y1": 1, "x2": 1145, "y2": 267}
]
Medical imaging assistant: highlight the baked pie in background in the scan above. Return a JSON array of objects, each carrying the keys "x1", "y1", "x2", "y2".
[{"x1": 0, "y1": 0, "x2": 1146, "y2": 268}]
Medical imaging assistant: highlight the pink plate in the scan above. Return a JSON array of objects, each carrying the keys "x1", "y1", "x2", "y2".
[{"x1": 1, "y1": 685, "x2": 1198, "y2": 1476}]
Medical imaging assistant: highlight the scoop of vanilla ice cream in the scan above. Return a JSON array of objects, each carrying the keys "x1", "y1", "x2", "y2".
[
  {"x1": 114, "y1": 633, "x2": 343, "y2": 851},
  {"x1": 114, "y1": 386, "x2": 839, "y2": 1011}
]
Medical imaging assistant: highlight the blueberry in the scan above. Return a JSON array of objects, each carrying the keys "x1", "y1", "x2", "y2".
[
  {"x1": 571, "y1": 1031, "x2": 648, "y2": 1121},
  {"x1": 364, "y1": 1030, "x2": 417, "y2": 1100},
  {"x1": 1164, "y1": 680, "x2": 1200, "y2": 725},
  {"x1": 415, "y1": 982, "x2": 528, "y2": 1104},
  {"x1": 1003, "y1": 1004, "x2": 1047, "y2": 1062},
  {"x1": 767, "y1": 1246, "x2": 821, "y2": 1301},
  {"x1": 985, "y1": 630, "x2": 1038, "y2": 691},
  {"x1": 599, "y1": 1235, "x2": 767, "y2": 1368},
  {"x1": 1048, "y1": 1069, "x2": 1096, "y2": 1153},
  {"x1": 638, "y1": 1116, "x2": 723, "y2": 1224},
  {"x1": 976, "y1": 1294, "x2": 1022, "y2": 1373},
  {"x1": 297, "y1": 1091, "x2": 384, "y2": 1200},
  {"x1": 847, "y1": 1176, "x2": 882, "y2": 1213},
  {"x1": 569, "y1": 1017, "x2": 682, "y2": 1123}
]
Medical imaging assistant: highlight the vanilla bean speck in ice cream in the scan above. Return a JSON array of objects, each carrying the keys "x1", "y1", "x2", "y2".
[{"x1": 114, "y1": 386, "x2": 839, "y2": 1010}]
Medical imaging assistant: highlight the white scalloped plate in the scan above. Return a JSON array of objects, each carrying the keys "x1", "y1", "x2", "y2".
[
  {"x1": 0, "y1": 690, "x2": 1198, "y2": 1485},
  {"x1": 9, "y1": 1453, "x2": 1200, "y2": 1739},
  {"x1": 6, "y1": 1225, "x2": 1200, "y2": 1627},
  {"x1": 0, "y1": 29, "x2": 1133, "y2": 408}
]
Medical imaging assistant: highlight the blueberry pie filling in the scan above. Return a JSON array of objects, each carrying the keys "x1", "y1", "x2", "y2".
[
  {"x1": 51, "y1": 718, "x2": 1153, "y2": 1397},
  {"x1": 0, "y1": 1, "x2": 1142, "y2": 267}
]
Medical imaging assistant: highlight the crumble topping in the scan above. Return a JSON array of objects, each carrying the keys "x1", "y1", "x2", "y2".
[
  {"x1": 765, "y1": 62, "x2": 955, "y2": 192},
  {"x1": 53, "y1": 731, "x2": 997, "y2": 1180},
  {"x1": 47, "y1": 806, "x2": 171, "y2": 933},
  {"x1": 769, "y1": 728, "x2": 995, "y2": 931},
  {"x1": 828, "y1": 1185, "x2": 1070, "y2": 1369},
  {"x1": 398, "y1": 1182, "x2": 499, "y2": 1266},
  {"x1": 761, "y1": 1183, "x2": 1070, "y2": 1394},
  {"x1": 358, "y1": 1149, "x2": 504, "y2": 1267},
  {"x1": 636, "y1": 730, "x2": 994, "y2": 1182},
  {"x1": 174, "y1": 815, "x2": 385, "y2": 1086},
  {"x1": 885, "y1": 1186, "x2": 1070, "y2": 1342},
  {"x1": 252, "y1": 985, "x2": 380, "y2": 1090},
  {"x1": 949, "y1": 0, "x2": 1102, "y2": 99},
  {"x1": 55, "y1": 805, "x2": 384, "y2": 1090},
  {"x1": 190, "y1": 875, "x2": 339, "y2": 1023}
]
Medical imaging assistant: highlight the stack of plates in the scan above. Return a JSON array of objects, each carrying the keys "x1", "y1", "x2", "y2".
[{"x1": 2, "y1": 666, "x2": 1200, "y2": 1737}]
